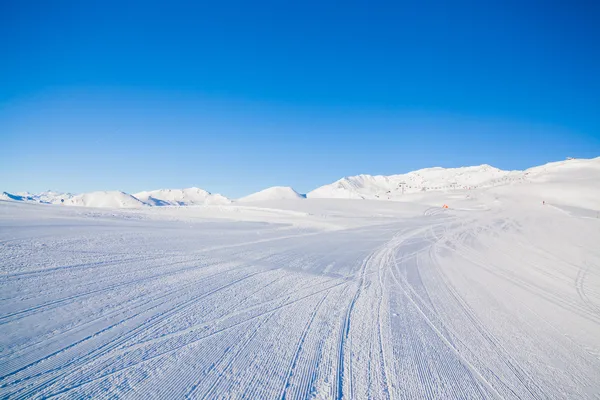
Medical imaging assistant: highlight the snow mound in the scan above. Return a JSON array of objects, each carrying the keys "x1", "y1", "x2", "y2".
[
  {"x1": 66, "y1": 191, "x2": 148, "y2": 208},
  {"x1": 238, "y1": 186, "x2": 306, "y2": 202},
  {"x1": 134, "y1": 187, "x2": 231, "y2": 206}
]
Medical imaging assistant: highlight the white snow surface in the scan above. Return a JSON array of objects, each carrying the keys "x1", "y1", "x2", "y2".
[
  {"x1": 237, "y1": 186, "x2": 305, "y2": 202},
  {"x1": 134, "y1": 187, "x2": 231, "y2": 206},
  {"x1": 1, "y1": 157, "x2": 600, "y2": 399}
]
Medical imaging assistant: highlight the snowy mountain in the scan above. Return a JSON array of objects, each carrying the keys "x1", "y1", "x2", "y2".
[
  {"x1": 21, "y1": 191, "x2": 74, "y2": 204},
  {"x1": 238, "y1": 186, "x2": 306, "y2": 202},
  {"x1": 134, "y1": 187, "x2": 231, "y2": 206},
  {"x1": 307, "y1": 164, "x2": 520, "y2": 200},
  {"x1": 1, "y1": 192, "x2": 37, "y2": 202},
  {"x1": 34, "y1": 191, "x2": 74, "y2": 204},
  {"x1": 1, "y1": 190, "x2": 144, "y2": 208},
  {"x1": 65, "y1": 191, "x2": 148, "y2": 208},
  {"x1": 524, "y1": 157, "x2": 600, "y2": 182},
  {"x1": 0, "y1": 187, "x2": 230, "y2": 209},
  {"x1": 1, "y1": 191, "x2": 72, "y2": 204},
  {"x1": 2, "y1": 158, "x2": 598, "y2": 208},
  {"x1": 494, "y1": 157, "x2": 600, "y2": 210},
  {"x1": 307, "y1": 158, "x2": 600, "y2": 201}
]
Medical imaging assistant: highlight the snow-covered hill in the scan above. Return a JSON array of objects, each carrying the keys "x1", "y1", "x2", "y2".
[
  {"x1": 524, "y1": 157, "x2": 600, "y2": 182},
  {"x1": 2, "y1": 158, "x2": 598, "y2": 209},
  {"x1": 23, "y1": 191, "x2": 73, "y2": 204},
  {"x1": 0, "y1": 188, "x2": 229, "y2": 209},
  {"x1": 34, "y1": 191, "x2": 74, "y2": 204},
  {"x1": 1, "y1": 192, "x2": 36, "y2": 202},
  {"x1": 65, "y1": 191, "x2": 148, "y2": 208},
  {"x1": 238, "y1": 186, "x2": 306, "y2": 202},
  {"x1": 308, "y1": 158, "x2": 600, "y2": 201},
  {"x1": 1, "y1": 191, "x2": 73, "y2": 204},
  {"x1": 489, "y1": 157, "x2": 600, "y2": 211},
  {"x1": 308, "y1": 165, "x2": 519, "y2": 200},
  {"x1": 134, "y1": 187, "x2": 231, "y2": 206}
]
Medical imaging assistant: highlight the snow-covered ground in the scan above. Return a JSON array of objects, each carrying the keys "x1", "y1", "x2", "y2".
[{"x1": 1, "y1": 158, "x2": 599, "y2": 399}]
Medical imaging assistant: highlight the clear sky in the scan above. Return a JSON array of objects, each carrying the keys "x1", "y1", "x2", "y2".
[{"x1": 1, "y1": 1, "x2": 599, "y2": 198}]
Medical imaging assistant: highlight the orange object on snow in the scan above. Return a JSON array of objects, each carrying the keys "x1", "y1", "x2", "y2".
[{"x1": 442, "y1": 204, "x2": 449, "y2": 209}]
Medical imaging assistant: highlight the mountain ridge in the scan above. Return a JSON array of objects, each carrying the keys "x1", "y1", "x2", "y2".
[{"x1": 3, "y1": 157, "x2": 598, "y2": 208}]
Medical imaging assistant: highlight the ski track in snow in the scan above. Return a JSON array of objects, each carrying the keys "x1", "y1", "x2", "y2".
[{"x1": 1, "y1": 199, "x2": 599, "y2": 399}]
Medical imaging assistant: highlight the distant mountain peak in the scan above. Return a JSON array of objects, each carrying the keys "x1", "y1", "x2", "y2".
[
  {"x1": 238, "y1": 186, "x2": 305, "y2": 202},
  {"x1": 133, "y1": 187, "x2": 230, "y2": 206},
  {"x1": 3, "y1": 158, "x2": 598, "y2": 207}
]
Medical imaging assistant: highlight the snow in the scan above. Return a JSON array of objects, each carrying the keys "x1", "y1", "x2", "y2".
[
  {"x1": 1, "y1": 191, "x2": 72, "y2": 204},
  {"x1": 28, "y1": 191, "x2": 74, "y2": 204},
  {"x1": 134, "y1": 187, "x2": 231, "y2": 206},
  {"x1": 308, "y1": 159, "x2": 600, "y2": 201},
  {"x1": 66, "y1": 191, "x2": 148, "y2": 209},
  {"x1": 1, "y1": 157, "x2": 600, "y2": 399},
  {"x1": 308, "y1": 164, "x2": 516, "y2": 200},
  {"x1": 3, "y1": 158, "x2": 597, "y2": 210},
  {"x1": 237, "y1": 186, "x2": 306, "y2": 202},
  {"x1": 1, "y1": 192, "x2": 35, "y2": 202}
]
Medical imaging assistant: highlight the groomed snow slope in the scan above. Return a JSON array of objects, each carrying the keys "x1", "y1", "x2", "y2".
[
  {"x1": 238, "y1": 186, "x2": 305, "y2": 202},
  {"x1": 66, "y1": 191, "x2": 148, "y2": 209},
  {"x1": 1, "y1": 161, "x2": 599, "y2": 399},
  {"x1": 134, "y1": 187, "x2": 231, "y2": 206}
]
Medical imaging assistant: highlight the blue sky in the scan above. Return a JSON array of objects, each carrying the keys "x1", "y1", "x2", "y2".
[{"x1": 1, "y1": 1, "x2": 599, "y2": 198}]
